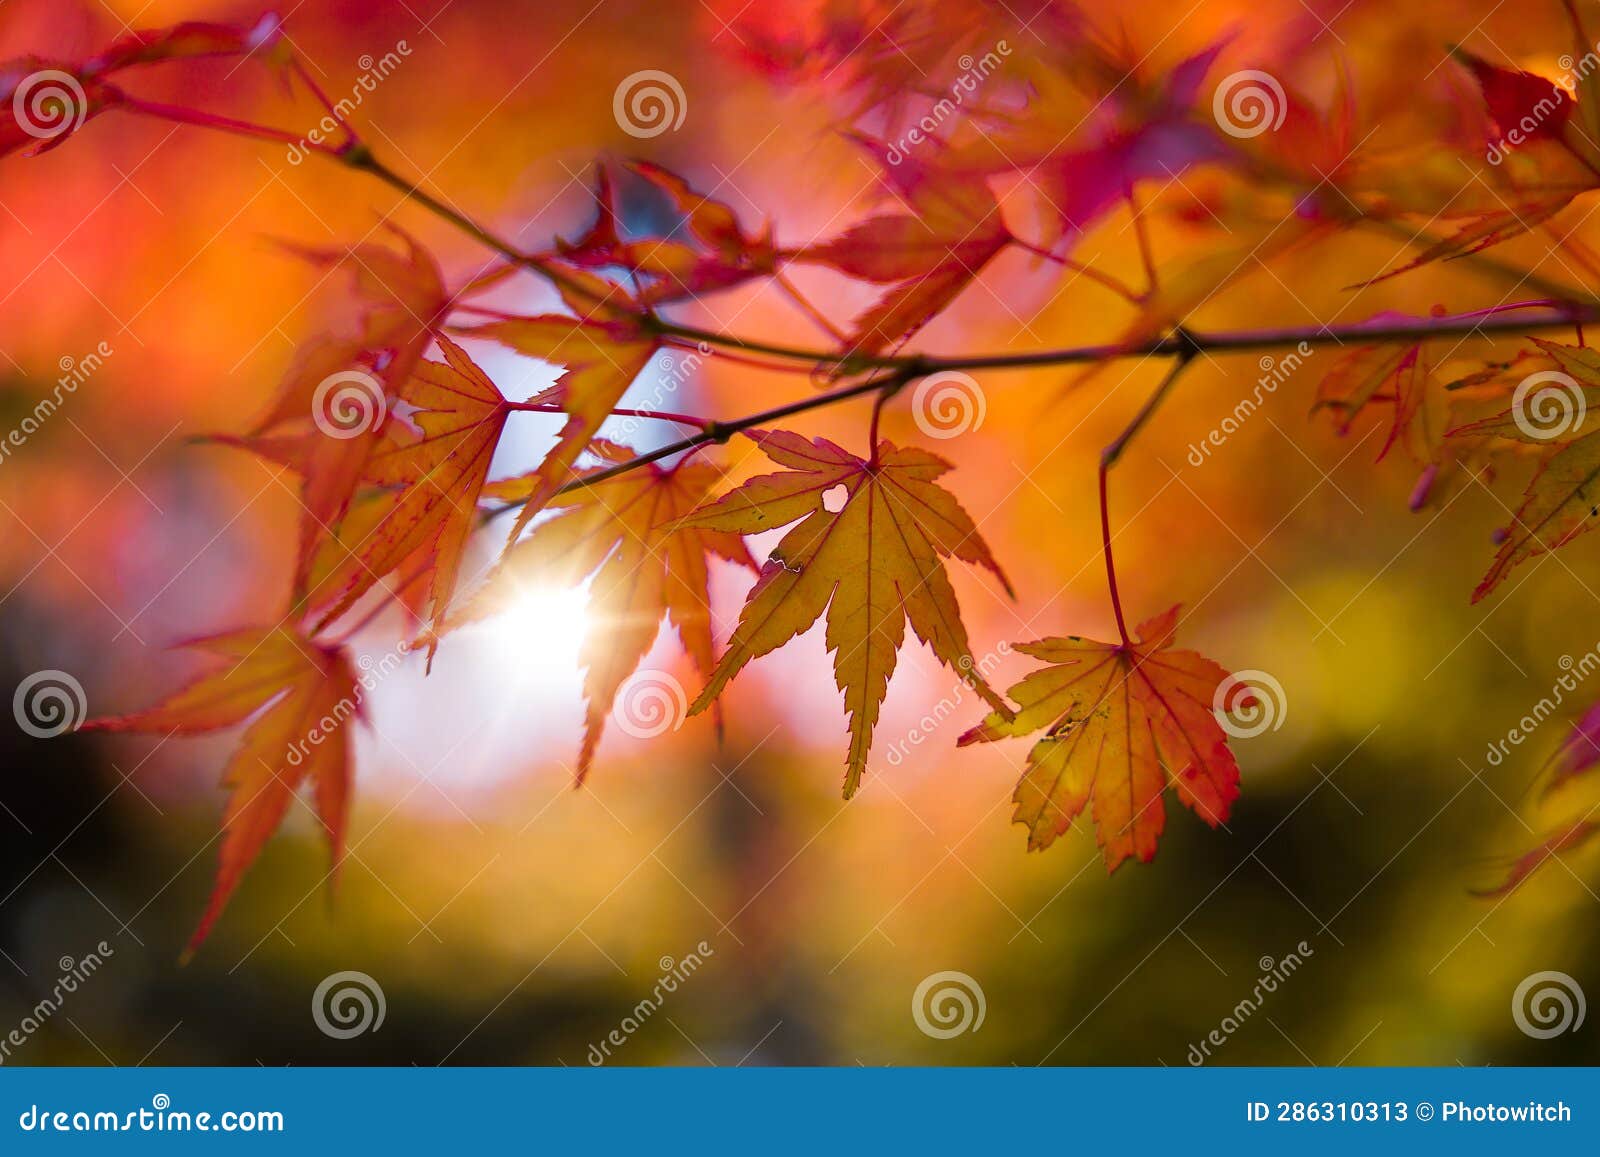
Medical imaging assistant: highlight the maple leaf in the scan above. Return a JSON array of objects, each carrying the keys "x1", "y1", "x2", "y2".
[
  {"x1": 1308, "y1": 308, "x2": 1548, "y2": 511},
  {"x1": 1475, "y1": 819, "x2": 1600, "y2": 897},
  {"x1": 1544, "y1": 697, "x2": 1600, "y2": 794},
  {"x1": 1, "y1": 58, "x2": 117, "y2": 158},
  {"x1": 1352, "y1": 45, "x2": 1596, "y2": 284},
  {"x1": 225, "y1": 227, "x2": 455, "y2": 593},
  {"x1": 957, "y1": 606, "x2": 1246, "y2": 869},
  {"x1": 83, "y1": 626, "x2": 361, "y2": 957},
  {"x1": 455, "y1": 311, "x2": 661, "y2": 542},
  {"x1": 1465, "y1": 340, "x2": 1600, "y2": 601},
  {"x1": 1021, "y1": 39, "x2": 1232, "y2": 249},
  {"x1": 1312, "y1": 317, "x2": 1444, "y2": 464},
  {"x1": 458, "y1": 441, "x2": 754, "y2": 778},
  {"x1": 1353, "y1": 202, "x2": 1577, "y2": 288},
  {"x1": 1476, "y1": 696, "x2": 1600, "y2": 896},
  {"x1": 1, "y1": 16, "x2": 286, "y2": 159},
  {"x1": 555, "y1": 162, "x2": 778, "y2": 305},
  {"x1": 311, "y1": 336, "x2": 514, "y2": 655},
  {"x1": 84, "y1": 15, "x2": 287, "y2": 74},
  {"x1": 797, "y1": 138, "x2": 1014, "y2": 357},
  {"x1": 302, "y1": 489, "x2": 437, "y2": 632},
  {"x1": 721, "y1": 0, "x2": 1025, "y2": 116},
  {"x1": 675, "y1": 429, "x2": 1012, "y2": 795},
  {"x1": 629, "y1": 161, "x2": 779, "y2": 304},
  {"x1": 1448, "y1": 339, "x2": 1600, "y2": 445},
  {"x1": 1452, "y1": 47, "x2": 1574, "y2": 147}
]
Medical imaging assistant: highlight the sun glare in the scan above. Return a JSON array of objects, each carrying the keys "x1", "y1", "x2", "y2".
[{"x1": 481, "y1": 584, "x2": 592, "y2": 687}]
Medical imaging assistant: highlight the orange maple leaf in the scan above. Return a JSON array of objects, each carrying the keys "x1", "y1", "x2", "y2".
[
  {"x1": 227, "y1": 227, "x2": 454, "y2": 593},
  {"x1": 456, "y1": 312, "x2": 662, "y2": 545},
  {"x1": 958, "y1": 606, "x2": 1245, "y2": 869},
  {"x1": 556, "y1": 162, "x2": 779, "y2": 305},
  {"x1": 676, "y1": 429, "x2": 1012, "y2": 795},
  {"x1": 83, "y1": 626, "x2": 361, "y2": 957},
  {"x1": 798, "y1": 138, "x2": 1013, "y2": 357},
  {"x1": 311, "y1": 335, "x2": 513, "y2": 654},
  {"x1": 1463, "y1": 340, "x2": 1600, "y2": 601},
  {"x1": 460, "y1": 441, "x2": 754, "y2": 778}
]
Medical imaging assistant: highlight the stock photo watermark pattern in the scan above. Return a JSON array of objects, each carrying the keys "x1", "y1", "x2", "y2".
[
  {"x1": 312, "y1": 971, "x2": 387, "y2": 1040},
  {"x1": 1187, "y1": 943, "x2": 1315, "y2": 1065},
  {"x1": 1484, "y1": 647, "x2": 1600, "y2": 767},
  {"x1": 1512, "y1": 971, "x2": 1586, "y2": 1039},
  {"x1": 911, "y1": 372, "x2": 987, "y2": 440},
  {"x1": 310, "y1": 369, "x2": 386, "y2": 440},
  {"x1": 10, "y1": 70, "x2": 87, "y2": 142},
  {"x1": 1211, "y1": 70, "x2": 1287, "y2": 138},
  {"x1": 587, "y1": 942, "x2": 714, "y2": 1064},
  {"x1": 0, "y1": 943, "x2": 114, "y2": 1065},
  {"x1": 0, "y1": 342, "x2": 112, "y2": 468},
  {"x1": 612, "y1": 70, "x2": 686, "y2": 138},
  {"x1": 285, "y1": 42, "x2": 412, "y2": 165},
  {"x1": 1186, "y1": 343, "x2": 1313, "y2": 465},
  {"x1": 912, "y1": 971, "x2": 986, "y2": 1040},
  {"x1": 883, "y1": 43, "x2": 1013, "y2": 165},
  {"x1": 1510, "y1": 369, "x2": 1588, "y2": 439},
  {"x1": 12, "y1": 670, "x2": 87, "y2": 739}
]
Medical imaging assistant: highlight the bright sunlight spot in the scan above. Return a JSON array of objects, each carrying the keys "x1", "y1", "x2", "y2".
[{"x1": 482, "y1": 583, "x2": 592, "y2": 687}]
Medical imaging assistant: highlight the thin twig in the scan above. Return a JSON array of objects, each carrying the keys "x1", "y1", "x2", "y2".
[
  {"x1": 484, "y1": 365, "x2": 920, "y2": 519},
  {"x1": 1098, "y1": 338, "x2": 1199, "y2": 644}
]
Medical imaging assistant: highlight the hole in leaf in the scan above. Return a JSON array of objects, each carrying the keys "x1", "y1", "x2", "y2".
[{"x1": 822, "y1": 483, "x2": 848, "y2": 513}]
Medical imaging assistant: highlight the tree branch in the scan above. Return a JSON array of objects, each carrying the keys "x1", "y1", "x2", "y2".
[{"x1": 482, "y1": 303, "x2": 1600, "y2": 519}]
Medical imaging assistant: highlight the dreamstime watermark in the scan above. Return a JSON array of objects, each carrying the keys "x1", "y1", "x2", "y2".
[
  {"x1": 912, "y1": 970, "x2": 986, "y2": 1039},
  {"x1": 311, "y1": 368, "x2": 385, "y2": 439},
  {"x1": 612, "y1": 342, "x2": 711, "y2": 441},
  {"x1": 17, "y1": 1095, "x2": 284, "y2": 1134},
  {"x1": 611, "y1": 670, "x2": 688, "y2": 740},
  {"x1": 286, "y1": 642, "x2": 409, "y2": 768},
  {"x1": 1187, "y1": 342, "x2": 1312, "y2": 465},
  {"x1": 1511, "y1": 369, "x2": 1586, "y2": 440},
  {"x1": 586, "y1": 941, "x2": 714, "y2": 1064},
  {"x1": 285, "y1": 42, "x2": 412, "y2": 164},
  {"x1": 312, "y1": 970, "x2": 386, "y2": 1039},
  {"x1": 1484, "y1": 647, "x2": 1600, "y2": 767},
  {"x1": 1187, "y1": 942, "x2": 1314, "y2": 1064},
  {"x1": 884, "y1": 42, "x2": 1012, "y2": 165},
  {"x1": 13, "y1": 670, "x2": 87, "y2": 738},
  {"x1": 1212, "y1": 669, "x2": 1287, "y2": 739},
  {"x1": 881, "y1": 644, "x2": 1012, "y2": 767},
  {"x1": 1512, "y1": 970, "x2": 1586, "y2": 1038},
  {"x1": 0, "y1": 942, "x2": 114, "y2": 1064},
  {"x1": 1212, "y1": 70, "x2": 1287, "y2": 139},
  {"x1": 0, "y1": 342, "x2": 113, "y2": 467},
  {"x1": 1484, "y1": 45, "x2": 1600, "y2": 164},
  {"x1": 612, "y1": 70, "x2": 686, "y2": 139},
  {"x1": 11, "y1": 69, "x2": 87, "y2": 142},
  {"x1": 911, "y1": 371, "x2": 986, "y2": 440}
]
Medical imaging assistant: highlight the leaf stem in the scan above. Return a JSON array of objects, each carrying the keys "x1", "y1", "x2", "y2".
[
  {"x1": 771, "y1": 268, "x2": 848, "y2": 343},
  {"x1": 1358, "y1": 216, "x2": 1597, "y2": 305},
  {"x1": 118, "y1": 96, "x2": 341, "y2": 153},
  {"x1": 289, "y1": 56, "x2": 358, "y2": 147},
  {"x1": 1098, "y1": 344, "x2": 1198, "y2": 645},
  {"x1": 1128, "y1": 187, "x2": 1160, "y2": 297}
]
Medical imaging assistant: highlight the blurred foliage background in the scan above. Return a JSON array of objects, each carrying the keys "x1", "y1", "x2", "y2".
[{"x1": 2, "y1": 0, "x2": 1600, "y2": 1065}]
